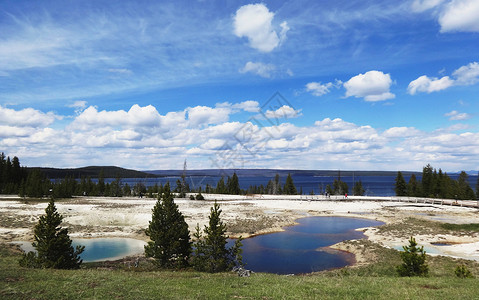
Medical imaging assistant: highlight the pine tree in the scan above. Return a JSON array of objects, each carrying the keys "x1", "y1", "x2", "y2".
[
  {"x1": 228, "y1": 172, "x2": 241, "y2": 195},
  {"x1": 144, "y1": 184, "x2": 191, "y2": 268},
  {"x1": 20, "y1": 199, "x2": 84, "y2": 269},
  {"x1": 407, "y1": 174, "x2": 421, "y2": 197},
  {"x1": 396, "y1": 236, "x2": 428, "y2": 277},
  {"x1": 353, "y1": 180, "x2": 365, "y2": 196},
  {"x1": 476, "y1": 171, "x2": 479, "y2": 200},
  {"x1": 216, "y1": 177, "x2": 226, "y2": 194},
  {"x1": 283, "y1": 173, "x2": 297, "y2": 195},
  {"x1": 421, "y1": 164, "x2": 434, "y2": 197},
  {"x1": 394, "y1": 171, "x2": 407, "y2": 196},
  {"x1": 192, "y1": 201, "x2": 242, "y2": 273}
]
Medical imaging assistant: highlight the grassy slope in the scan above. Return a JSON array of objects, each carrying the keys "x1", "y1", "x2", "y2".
[{"x1": 2, "y1": 242, "x2": 479, "y2": 300}]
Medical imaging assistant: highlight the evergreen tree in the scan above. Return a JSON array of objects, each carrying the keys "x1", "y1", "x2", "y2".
[
  {"x1": 353, "y1": 180, "x2": 365, "y2": 196},
  {"x1": 457, "y1": 171, "x2": 475, "y2": 200},
  {"x1": 407, "y1": 174, "x2": 421, "y2": 197},
  {"x1": 192, "y1": 201, "x2": 242, "y2": 273},
  {"x1": 97, "y1": 169, "x2": 105, "y2": 195},
  {"x1": 396, "y1": 236, "x2": 428, "y2": 277},
  {"x1": 20, "y1": 199, "x2": 84, "y2": 269},
  {"x1": 421, "y1": 164, "x2": 434, "y2": 197},
  {"x1": 476, "y1": 172, "x2": 479, "y2": 200},
  {"x1": 216, "y1": 177, "x2": 226, "y2": 194},
  {"x1": 394, "y1": 171, "x2": 407, "y2": 196},
  {"x1": 283, "y1": 173, "x2": 297, "y2": 195},
  {"x1": 24, "y1": 169, "x2": 49, "y2": 198},
  {"x1": 227, "y1": 172, "x2": 241, "y2": 195},
  {"x1": 332, "y1": 179, "x2": 348, "y2": 195},
  {"x1": 144, "y1": 184, "x2": 191, "y2": 268}
]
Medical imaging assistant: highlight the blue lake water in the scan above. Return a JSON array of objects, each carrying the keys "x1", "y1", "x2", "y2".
[
  {"x1": 236, "y1": 216, "x2": 384, "y2": 274},
  {"x1": 101, "y1": 174, "x2": 478, "y2": 197}
]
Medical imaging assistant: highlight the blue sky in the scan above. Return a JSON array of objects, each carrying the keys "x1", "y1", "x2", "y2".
[{"x1": 1, "y1": 0, "x2": 478, "y2": 171}]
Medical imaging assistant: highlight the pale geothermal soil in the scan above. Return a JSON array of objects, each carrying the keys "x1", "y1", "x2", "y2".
[{"x1": 2, "y1": 194, "x2": 479, "y2": 265}]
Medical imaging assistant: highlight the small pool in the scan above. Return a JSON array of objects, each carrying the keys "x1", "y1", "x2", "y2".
[
  {"x1": 15, "y1": 237, "x2": 146, "y2": 262},
  {"x1": 237, "y1": 216, "x2": 384, "y2": 274}
]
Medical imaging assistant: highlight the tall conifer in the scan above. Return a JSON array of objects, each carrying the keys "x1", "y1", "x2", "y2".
[{"x1": 145, "y1": 184, "x2": 191, "y2": 268}]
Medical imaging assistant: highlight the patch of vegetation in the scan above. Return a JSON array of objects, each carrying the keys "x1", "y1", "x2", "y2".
[
  {"x1": 440, "y1": 223, "x2": 479, "y2": 232},
  {"x1": 396, "y1": 237, "x2": 429, "y2": 277},
  {"x1": 3, "y1": 241, "x2": 479, "y2": 299}
]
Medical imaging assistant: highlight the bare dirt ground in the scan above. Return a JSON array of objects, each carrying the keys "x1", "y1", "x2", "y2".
[{"x1": 2, "y1": 194, "x2": 479, "y2": 265}]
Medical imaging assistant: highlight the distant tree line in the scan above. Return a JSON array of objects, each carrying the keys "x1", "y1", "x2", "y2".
[{"x1": 395, "y1": 164, "x2": 478, "y2": 200}]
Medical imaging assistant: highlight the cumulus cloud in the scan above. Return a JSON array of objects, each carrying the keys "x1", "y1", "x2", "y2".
[
  {"x1": 439, "y1": 0, "x2": 479, "y2": 32},
  {"x1": 305, "y1": 80, "x2": 342, "y2": 96},
  {"x1": 0, "y1": 105, "x2": 58, "y2": 127},
  {"x1": 240, "y1": 61, "x2": 276, "y2": 78},
  {"x1": 343, "y1": 71, "x2": 395, "y2": 101},
  {"x1": 452, "y1": 62, "x2": 479, "y2": 85},
  {"x1": 3, "y1": 103, "x2": 479, "y2": 171},
  {"x1": 413, "y1": 0, "x2": 479, "y2": 33},
  {"x1": 186, "y1": 106, "x2": 230, "y2": 127},
  {"x1": 263, "y1": 105, "x2": 302, "y2": 120},
  {"x1": 72, "y1": 104, "x2": 161, "y2": 129},
  {"x1": 408, "y1": 61, "x2": 479, "y2": 94},
  {"x1": 445, "y1": 110, "x2": 472, "y2": 121},
  {"x1": 407, "y1": 75, "x2": 454, "y2": 94},
  {"x1": 233, "y1": 3, "x2": 288, "y2": 52}
]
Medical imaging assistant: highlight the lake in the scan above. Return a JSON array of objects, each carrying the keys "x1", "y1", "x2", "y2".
[
  {"x1": 235, "y1": 216, "x2": 384, "y2": 274},
  {"x1": 102, "y1": 174, "x2": 478, "y2": 197}
]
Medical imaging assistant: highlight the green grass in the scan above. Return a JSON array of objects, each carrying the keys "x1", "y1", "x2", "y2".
[
  {"x1": 2, "y1": 242, "x2": 479, "y2": 300},
  {"x1": 440, "y1": 223, "x2": 479, "y2": 232}
]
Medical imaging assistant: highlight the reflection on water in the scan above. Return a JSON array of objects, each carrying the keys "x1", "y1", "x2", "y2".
[{"x1": 238, "y1": 216, "x2": 384, "y2": 274}]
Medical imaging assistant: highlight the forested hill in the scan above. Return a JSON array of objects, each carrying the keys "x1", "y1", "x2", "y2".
[{"x1": 29, "y1": 166, "x2": 157, "y2": 179}]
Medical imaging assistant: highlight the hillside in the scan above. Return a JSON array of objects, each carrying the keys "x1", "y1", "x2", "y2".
[{"x1": 29, "y1": 166, "x2": 157, "y2": 179}]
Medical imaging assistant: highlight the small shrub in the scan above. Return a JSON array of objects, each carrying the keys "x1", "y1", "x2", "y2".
[
  {"x1": 189, "y1": 195, "x2": 195, "y2": 200},
  {"x1": 455, "y1": 264, "x2": 473, "y2": 278},
  {"x1": 196, "y1": 193, "x2": 204, "y2": 200},
  {"x1": 396, "y1": 236, "x2": 428, "y2": 277},
  {"x1": 19, "y1": 251, "x2": 41, "y2": 268}
]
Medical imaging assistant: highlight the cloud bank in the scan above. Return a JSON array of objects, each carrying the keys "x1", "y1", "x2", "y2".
[{"x1": 1, "y1": 102, "x2": 477, "y2": 171}]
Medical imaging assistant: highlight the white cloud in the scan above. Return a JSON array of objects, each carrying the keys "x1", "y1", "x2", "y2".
[
  {"x1": 445, "y1": 110, "x2": 472, "y2": 121},
  {"x1": 240, "y1": 61, "x2": 276, "y2": 78},
  {"x1": 186, "y1": 106, "x2": 230, "y2": 127},
  {"x1": 306, "y1": 82, "x2": 333, "y2": 96},
  {"x1": 264, "y1": 105, "x2": 302, "y2": 120},
  {"x1": 452, "y1": 62, "x2": 479, "y2": 85},
  {"x1": 439, "y1": 0, "x2": 479, "y2": 32},
  {"x1": 233, "y1": 3, "x2": 288, "y2": 52},
  {"x1": 408, "y1": 61, "x2": 479, "y2": 94},
  {"x1": 411, "y1": 0, "x2": 445, "y2": 12},
  {"x1": 306, "y1": 80, "x2": 342, "y2": 96},
  {"x1": 407, "y1": 75, "x2": 454, "y2": 94},
  {"x1": 343, "y1": 71, "x2": 395, "y2": 101},
  {"x1": 72, "y1": 104, "x2": 161, "y2": 129},
  {"x1": 3, "y1": 103, "x2": 479, "y2": 171},
  {"x1": 0, "y1": 105, "x2": 58, "y2": 127},
  {"x1": 232, "y1": 100, "x2": 260, "y2": 113}
]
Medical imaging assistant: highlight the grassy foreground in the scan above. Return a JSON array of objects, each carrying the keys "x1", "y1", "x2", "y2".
[{"x1": 1, "y1": 242, "x2": 479, "y2": 300}]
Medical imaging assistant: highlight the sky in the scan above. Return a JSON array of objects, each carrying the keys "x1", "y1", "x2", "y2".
[{"x1": 1, "y1": 0, "x2": 479, "y2": 172}]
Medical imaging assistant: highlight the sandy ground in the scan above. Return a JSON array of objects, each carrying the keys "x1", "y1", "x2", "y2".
[{"x1": 2, "y1": 194, "x2": 479, "y2": 265}]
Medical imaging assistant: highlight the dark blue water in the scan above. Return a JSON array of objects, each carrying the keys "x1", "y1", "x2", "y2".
[
  {"x1": 99, "y1": 174, "x2": 477, "y2": 197},
  {"x1": 236, "y1": 216, "x2": 384, "y2": 274}
]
